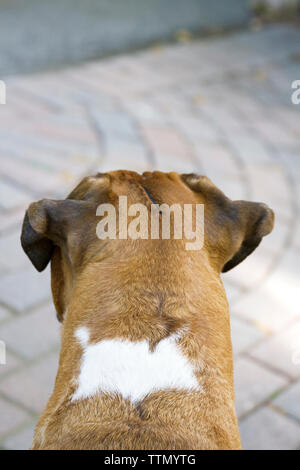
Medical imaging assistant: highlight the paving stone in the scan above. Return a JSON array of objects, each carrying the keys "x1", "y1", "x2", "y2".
[
  {"x1": 151, "y1": 91, "x2": 191, "y2": 118},
  {"x1": 0, "y1": 268, "x2": 51, "y2": 312},
  {"x1": 240, "y1": 406, "x2": 300, "y2": 450},
  {"x1": 0, "y1": 396, "x2": 30, "y2": 438},
  {"x1": 250, "y1": 319, "x2": 300, "y2": 379},
  {"x1": 228, "y1": 132, "x2": 273, "y2": 164},
  {"x1": 16, "y1": 71, "x2": 115, "y2": 112},
  {"x1": 0, "y1": 266, "x2": 7, "y2": 278},
  {"x1": 91, "y1": 109, "x2": 138, "y2": 140},
  {"x1": 213, "y1": 177, "x2": 247, "y2": 201},
  {"x1": 2, "y1": 421, "x2": 36, "y2": 450},
  {"x1": 100, "y1": 157, "x2": 151, "y2": 173},
  {"x1": 99, "y1": 138, "x2": 151, "y2": 173},
  {"x1": 262, "y1": 248, "x2": 300, "y2": 311},
  {"x1": 222, "y1": 279, "x2": 243, "y2": 305},
  {"x1": 0, "y1": 350, "x2": 21, "y2": 378},
  {"x1": 196, "y1": 144, "x2": 240, "y2": 180},
  {"x1": 0, "y1": 180, "x2": 32, "y2": 210},
  {"x1": 0, "y1": 351, "x2": 59, "y2": 414},
  {"x1": 0, "y1": 230, "x2": 32, "y2": 271},
  {"x1": 230, "y1": 316, "x2": 264, "y2": 357},
  {"x1": 0, "y1": 129, "x2": 98, "y2": 164},
  {"x1": 0, "y1": 303, "x2": 60, "y2": 360},
  {"x1": 7, "y1": 86, "x2": 59, "y2": 119},
  {"x1": 141, "y1": 124, "x2": 192, "y2": 159},
  {"x1": 123, "y1": 100, "x2": 166, "y2": 124},
  {"x1": 0, "y1": 207, "x2": 25, "y2": 234},
  {"x1": 0, "y1": 154, "x2": 61, "y2": 195},
  {"x1": 231, "y1": 290, "x2": 294, "y2": 334},
  {"x1": 234, "y1": 357, "x2": 287, "y2": 417},
  {"x1": 153, "y1": 153, "x2": 196, "y2": 174},
  {"x1": 228, "y1": 89, "x2": 266, "y2": 121},
  {"x1": 246, "y1": 162, "x2": 290, "y2": 205},
  {"x1": 293, "y1": 219, "x2": 300, "y2": 252},
  {"x1": 105, "y1": 135, "x2": 145, "y2": 153},
  {"x1": 0, "y1": 305, "x2": 11, "y2": 322},
  {"x1": 71, "y1": 62, "x2": 150, "y2": 99},
  {"x1": 12, "y1": 145, "x2": 97, "y2": 177},
  {"x1": 267, "y1": 128, "x2": 299, "y2": 153},
  {"x1": 172, "y1": 114, "x2": 220, "y2": 144},
  {"x1": 279, "y1": 109, "x2": 300, "y2": 138},
  {"x1": 246, "y1": 165, "x2": 293, "y2": 222},
  {"x1": 15, "y1": 114, "x2": 99, "y2": 147},
  {"x1": 104, "y1": 137, "x2": 150, "y2": 172},
  {"x1": 231, "y1": 249, "x2": 300, "y2": 332},
  {"x1": 281, "y1": 149, "x2": 300, "y2": 184},
  {"x1": 263, "y1": 218, "x2": 290, "y2": 255},
  {"x1": 273, "y1": 380, "x2": 300, "y2": 421},
  {"x1": 201, "y1": 104, "x2": 244, "y2": 132},
  {"x1": 223, "y1": 243, "x2": 275, "y2": 290}
]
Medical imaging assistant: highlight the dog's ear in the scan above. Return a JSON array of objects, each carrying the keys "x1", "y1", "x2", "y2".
[
  {"x1": 21, "y1": 199, "x2": 87, "y2": 272},
  {"x1": 222, "y1": 201, "x2": 274, "y2": 272},
  {"x1": 21, "y1": 209, "x2": 54, "y2": 272},
  {"x1": 181, "y1": 174, "x2": 274, "y2": 273}
]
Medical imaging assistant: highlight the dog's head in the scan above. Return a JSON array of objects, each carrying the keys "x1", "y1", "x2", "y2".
[{"x1": 21, "y1": 171, "x2": 274, "y2": 321}]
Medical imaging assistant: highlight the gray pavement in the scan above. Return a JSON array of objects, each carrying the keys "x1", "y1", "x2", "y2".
[{"x1": 0, "y1": 24, "x2": 300, "y2": 449}]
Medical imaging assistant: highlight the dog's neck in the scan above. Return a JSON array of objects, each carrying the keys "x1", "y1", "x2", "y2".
[{"x1": 32, "y1": 251, "x2": 239, "y2": 449}]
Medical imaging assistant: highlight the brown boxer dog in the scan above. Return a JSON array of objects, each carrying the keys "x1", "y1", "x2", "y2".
[{"x1": 21, "y1": 171, "x2": 274, "y2": 450}]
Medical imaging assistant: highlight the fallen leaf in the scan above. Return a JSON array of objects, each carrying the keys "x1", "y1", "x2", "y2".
[
  {"x1": 60, "y1": 170, "x2": 75, "y2": 183},
  {"x1": 150, "y1": 43, "x2": 164, "y2": 54},
  {"x1": 193, "y1": 94, "x2": 205, "y2": 105},
  {"x1": 249, "y1": 18, "x2": 264, "y2": 32},
  {"x1": 72, "y1": 155, "x2": 86, "y2": 163},
  {"x1": 253, "y1": 69, "x2": 268, "y2": 81},
  {"x1": 175, "y1": 29, "x2": 193, "y2": 43}
]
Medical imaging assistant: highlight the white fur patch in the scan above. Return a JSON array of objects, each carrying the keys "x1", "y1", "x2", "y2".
[
  {"x1": 72, "y1": 326, "x2": 200, "y2": 403},
  {"x1": 75, "y1": 326, "x2": 90, "y2": 347}
]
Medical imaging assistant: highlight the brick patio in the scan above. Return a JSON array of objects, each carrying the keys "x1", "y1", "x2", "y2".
[{"x1": 0, "y1": 24, "x2": 299, "y2": 450}]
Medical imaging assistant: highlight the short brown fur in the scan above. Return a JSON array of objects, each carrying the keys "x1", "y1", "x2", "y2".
[{"x1": 21, "y1": 171, "x2": 274, "y2": 450}]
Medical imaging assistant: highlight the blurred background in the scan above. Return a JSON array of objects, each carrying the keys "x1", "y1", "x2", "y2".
[{"x1": 0, "y1": 0, "x2": 300, "y2": 450}]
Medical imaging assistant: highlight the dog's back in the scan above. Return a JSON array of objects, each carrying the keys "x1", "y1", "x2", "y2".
[{"x1": 21, "y1": 171, "x2": 274, "y2": 450}]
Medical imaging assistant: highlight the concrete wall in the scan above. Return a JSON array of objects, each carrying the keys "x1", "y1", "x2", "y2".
[{"x1": 0, "y1": 0, "x2": 251, "y2": 76}]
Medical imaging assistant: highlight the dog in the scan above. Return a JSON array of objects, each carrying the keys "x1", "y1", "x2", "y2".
[{"x1": 21, "y1": 171, "x2": 274, "y2": 450}]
